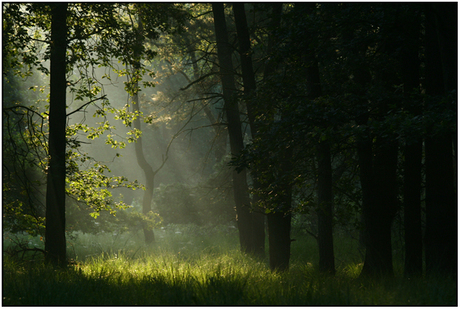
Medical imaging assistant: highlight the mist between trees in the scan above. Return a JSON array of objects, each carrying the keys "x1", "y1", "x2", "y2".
[{"x1": 2, "y1": 1, "x2": 456, "y2": 284}]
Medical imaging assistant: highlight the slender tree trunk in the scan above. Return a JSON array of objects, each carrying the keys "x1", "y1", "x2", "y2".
[
  {"x1": 212, "y1": 3, "x2": 255, "y2": 255},
  {"x1": 316, "y1": 140, "x2": 335, "y2": 274},
  {"x1": 298, "y1": 2, "x2": 336, "y2": 274},
  {"x1": 259, "y1": 3, "x2": 296, "y2": 270},
  {"x1": 401, "y1": 8, "x2": 422, "y2": 277},
  {"x1": 132, "y1": 17, "x2": 154, "y2": 244},
  {"x1": 267, "y1": 138, "x2": 293, "y2": 271},
  {"x1": 132, "y1": 84, "x2": 155, "y2": 244},
  {"x1": 45, "y1": 3, "x2": 68, "y2": 266},
  {"x1": 424, "y1": 3, "x2": 457, "y2": 276},
  {"x1": 233, "y1": 3, "x2": 265, "y2": 258},
  {"x1": 266, "y1": 139, "x2": 294, "y2": 271},
  {"x1": 232, "y1": 3, "x2": 257, "y2": 130},
  {"x1": 262, "y1": 3, "x2": 283, "y2": 79},
  {"x1": 403, "y1": 140, "x2": 422, "y2": 276}
]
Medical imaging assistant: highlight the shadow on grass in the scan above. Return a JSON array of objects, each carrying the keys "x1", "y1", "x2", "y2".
[{"x1": 3, "y1": 255, "x2": 457, "y2": 306}]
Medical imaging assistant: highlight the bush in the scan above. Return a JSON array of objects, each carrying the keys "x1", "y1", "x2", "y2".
[{"x1": 66, "y1": 197, "x2": 162, "y2": 235}]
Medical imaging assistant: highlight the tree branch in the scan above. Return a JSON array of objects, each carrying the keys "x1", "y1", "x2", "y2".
[
  {"x1": 180, "y1": 72, "x2": 219, "y2": 91},
  {"x1": 66, "y1": 95, "x2": 107, "y2": 117},
  {"x1": 3, "y1": 105, "x2": 45, "y2": 119}
]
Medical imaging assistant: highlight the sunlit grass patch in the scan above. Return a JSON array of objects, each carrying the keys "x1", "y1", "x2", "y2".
[
  {"x1": 3, "y1": 226, "x2": 457, "y2": 306},
  {"x1": 337, "y1": 262, "x2": 364, "y2": 279}
]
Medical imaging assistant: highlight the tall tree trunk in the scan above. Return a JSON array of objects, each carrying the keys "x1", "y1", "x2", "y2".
[
  {"x1": 355, "y1": 97, "x2": 399, "y2": 278},
  {"x1": 232, "y1": 3, "x2": 265, "y2": 258},
  {"x1": 299, "y1": 2, "x2": 336, "y2": 274},
  {"x1": 132, "y1": 16, "x2": 155, "y2": 244},
  {"x1": 403, "y1": 140, "x2": 422, "y2": 277},
  {"x1": 401, "y1": 8, "x2": 422, "y2": 277},
  {"x1": 361, "y1": 136, "x2": 398, "y2": 278},
  {"x1": 316, "y1": 140, "x2": 335, "y2": 274},
  {"x1": 232, "y1": 3, "x2": 257, "y2": 130},
  {"x1": 212, "y1": 3, "x2": 255, "y2": 255},
  {"x1": 424, "y1": 3, "x2": 457, "y2": 276},
  {"x1": 45, "y1": 3, "x2": 68, "y2": 266},
  {"x1": 258, "y1": 3, "x2": 295, "y2": 270},
  {"x1": 267, "y1": 212, "x2": 292, "y2": 271},
  {"x1": 262, "y1": 3, "x2": 283, "y2": 79},
  {"x1": 132, "y1": 82, "x2": 155, "y2": 244},
  {"x1": 267, "y1": 141, "x2": 293, "y2": 271},
  {"x1": 346, "y1": 13, "x2": 399, "y2": 277}
]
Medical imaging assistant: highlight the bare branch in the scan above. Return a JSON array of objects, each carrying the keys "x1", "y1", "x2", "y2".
[
  {"x1": 180, "y1": 72, "x2": 219, "y2": 91},
  {"x1": 66, "y1": 95, "x2": 107, "y2": 117},
  {"x1": 3, "y1": 105, "x2": 45, "y2": 119}
]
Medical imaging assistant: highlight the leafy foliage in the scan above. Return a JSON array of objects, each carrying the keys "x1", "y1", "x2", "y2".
[{"x1": 2, "y1": 3, "x2": 189, "y2": 236}]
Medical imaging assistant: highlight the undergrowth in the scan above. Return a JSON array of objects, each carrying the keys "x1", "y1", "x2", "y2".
[{"x1": 2, "y1": 224, "x2": 457, "y2": 305}]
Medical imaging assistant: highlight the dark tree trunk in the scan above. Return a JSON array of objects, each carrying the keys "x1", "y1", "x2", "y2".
[
  {"x1": 260, "y1": 3, "x2": 292, "y2": 270},
  {"x1": 401, "y1": 8, "x2": 423, "y2": 277},
  {"x1": 347, "y1": 15, "x2": 399, "y2": 277},
  {"x1": 355, "y1": 122, "x2": 376, "y2": 275},
  {"x1": 267, "y1": 137, "x2": 294, "y2": 271},
  {"x1": 316, "y1": 140, "x2": 335, "y2": 274},
  {"x1": 361, "y1": 136, "x2": 398, "y2": 277},
  {"x1": 298, "y1": 2, "x2": 336, "y2": 274},
  {"x1": 262, "y1": 3, "x2": 283, "y2": 79},
  {"x1": 232, "y1": 3, "x2": 265, "y2": 258},
  {"x1": 356, "y1": 111, "x2": 399, "y2": 278},
  {"x1": 131, "y1": 17, "x2": 155, "y2": 244},
  {"x1": 212, "y1": 3, "x2": 256, "y2": 256},
  {"x1": 232, "y1": 3, "x2": 257, "y2": 130},
  {"x1": 403, "y1": 140, "x2": 422, "y2": 277},
  {"x1": 424, "y1": 3, "x2": 457, "y2": 277},
  {"x1": 45, "y1": 3, "x2": 68, "y2": 267},
  {"x1": 132, "y1": 84, "x2": 155, "y2": 244},
  {"x1": 267, "y1": 212, "x2": 292, "y2": 271},
  {"x1": 425, "y1": 136, "x2": 456, "y2": 276}
]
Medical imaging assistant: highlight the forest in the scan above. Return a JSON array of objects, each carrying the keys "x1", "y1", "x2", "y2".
[{"x1": 2, "y1": 2, "x2": 457, "y2": 306}]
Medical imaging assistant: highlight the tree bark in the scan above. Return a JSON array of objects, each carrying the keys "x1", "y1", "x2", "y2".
[
  {"x1": 424, "y1": 3, "x2": 457, "y2": 276},
  {"x1": 232, "y1": 3, "x2": 257, "y2": 131},
  {"x1": 267, "y1": 212, "x2": 292, "y2": 271},
  {"x1": 232, "y1": 3, "x2": 265, "y2": 258},
  {"x1": 360, "y1": 136, "x2": 398, "y2": 277},
  {"x1": 401, "y1": 8, "x2": 422, "y2": 277},
  {"x1": 345, "y1": 12, "x2": 399, "y2": 277},
  {"x1": 299, "y1": 2, "x2": 336, "y2": 274},
  {"x1": 212, "y1": 3, "x2": 256, "y2": 255},
  {"x1": 316, "y1": 140, "x2": 335, "y2": 274},
  {"x1": 267, "y1": 133, "x2": 294, "y2": 271},
  {"x1": 262, "y1": 3, "x2": 283, "y2": 79},
  {"x1": 45, "y1": 3, "x2": 68, "y2": 266},
  {"x1": 131, "y1": 16, "x2": 155, "y2": 244},
  {"x1": 403, "y1": 140, "x2": 422, "y2": 277},
  {"x1": 257, "y1": 3, "x2": 296, "y2": 270},
  {"x1": 132, "y1": 83, "x2": 155, "y2": 244}
]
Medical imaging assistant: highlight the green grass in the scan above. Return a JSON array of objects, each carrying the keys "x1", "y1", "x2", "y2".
[{"x1": 2, "y1": 225, "x2": 457, "y2": 305}]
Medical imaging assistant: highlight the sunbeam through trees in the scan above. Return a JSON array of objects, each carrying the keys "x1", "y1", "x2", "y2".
[{"x1": 2, "y1": 2, "x2": 457, "y2": 306}]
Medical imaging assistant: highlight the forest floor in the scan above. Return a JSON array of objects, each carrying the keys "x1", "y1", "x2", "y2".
[{"x1": 2, "y1": 224, "x2": 457, "y2": 305}]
